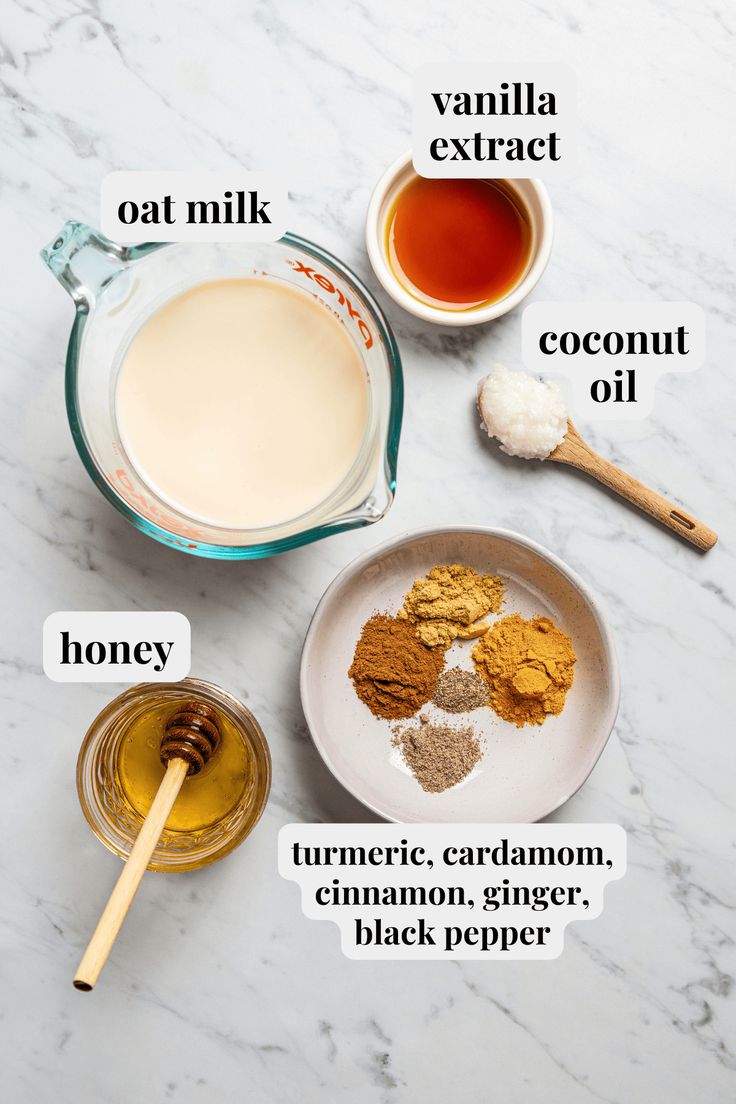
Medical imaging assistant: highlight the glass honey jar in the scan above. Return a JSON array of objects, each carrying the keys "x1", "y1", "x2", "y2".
[{"x1": 76, "y1": 678, "x2": 271, "y2": 872}]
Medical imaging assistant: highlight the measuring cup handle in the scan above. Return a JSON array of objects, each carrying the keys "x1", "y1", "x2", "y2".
[{"x1": 41, "y1": 221, "x2": 128, "y2": 310}]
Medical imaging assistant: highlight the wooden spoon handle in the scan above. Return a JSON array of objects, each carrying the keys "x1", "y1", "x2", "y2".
[
  {"x1": 73, "y1": 757, "x2": 189, "y2": 991},
  {"x1": 552, "y1": 432, "x2": 717, "y2": 551}
]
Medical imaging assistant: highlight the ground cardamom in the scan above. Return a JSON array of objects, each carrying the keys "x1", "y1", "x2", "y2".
[{"x1": 392, "y1": 715, "x2": 482, "y2": 792}]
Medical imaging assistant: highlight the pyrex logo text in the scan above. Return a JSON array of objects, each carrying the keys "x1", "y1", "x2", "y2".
[{"x1": 289, "y1": 260, "x2": 374, "y2": 349}]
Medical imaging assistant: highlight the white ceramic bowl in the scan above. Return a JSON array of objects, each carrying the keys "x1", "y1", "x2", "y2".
[
  {"x1": 365, "y1": 152, "x2": 554, "y2": 326},
  {"x1": 300, "y1": 527, "x2": 619, "y2": 822}
]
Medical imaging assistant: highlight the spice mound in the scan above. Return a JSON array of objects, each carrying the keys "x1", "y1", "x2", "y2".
[
  {"x1": 399, "y1": 564, "x2": 504, "y2": 647},
  {"x1": 392, "y1": 715, "x2": 482, "y2": 793},
  {"x1": 432, "y1": 667, "x2": 488, "y2": 713},
  {"x1": 472, "y1": 613, "x2": 576, "y2": 727},
  {"x1": 348, "y1": 614, "x2": 446, "y2": 720}
]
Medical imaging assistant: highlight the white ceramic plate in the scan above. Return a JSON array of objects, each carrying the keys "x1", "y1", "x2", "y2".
[{"x1": 300, "y1": 527, "x2": 619, "y2": 822}]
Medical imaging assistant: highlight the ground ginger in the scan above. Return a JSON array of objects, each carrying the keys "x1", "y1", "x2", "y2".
[
  {"x1": 472, "y1": 613, "x2": 576, "y2": 726},
  {"x1": 399, "y1": 564, "x2": 504, "y2": 648}
]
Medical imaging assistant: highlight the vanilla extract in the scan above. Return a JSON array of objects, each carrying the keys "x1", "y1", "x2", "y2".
[
  {"x1": 429, "y1": 81, "x2": 562, "y2": 163},
  {"x1": 430, "y1": 131, "x2": 561, "y2": 163},
  {"x1": 431, "y1": 82, "x2": 557, "y2": 117}
]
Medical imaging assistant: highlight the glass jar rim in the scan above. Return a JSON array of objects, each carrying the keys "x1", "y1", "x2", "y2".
[{"x1": 76, "y1": 678, "x2": 272, "y2": 872}]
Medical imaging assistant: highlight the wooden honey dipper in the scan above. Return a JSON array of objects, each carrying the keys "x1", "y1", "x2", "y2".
[{"x1": 73, "y1": 700, "x2": 221, "y2": 991}]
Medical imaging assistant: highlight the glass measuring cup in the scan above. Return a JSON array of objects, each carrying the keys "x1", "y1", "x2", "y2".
[{"x1": 42, "y1": 222, "x2": 403, "y2": 558}]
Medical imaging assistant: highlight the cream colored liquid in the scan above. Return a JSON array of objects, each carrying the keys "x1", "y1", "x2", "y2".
[{"x1": 116, "y1": 279, "x2": 369, "y2": 529}]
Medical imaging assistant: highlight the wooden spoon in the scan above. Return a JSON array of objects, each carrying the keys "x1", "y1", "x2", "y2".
[{"x1": 549, "y1": 421, "x2": 717, "y2": 551}]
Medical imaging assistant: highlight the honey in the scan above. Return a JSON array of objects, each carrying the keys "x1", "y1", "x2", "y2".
[
  {"x1": 117, "y1": 697, "x2": 252, "y2": 832},
  {"x1": 386, "y1": 177, "x2": 531, "y2": 310},
  {"x1": 77, "y1": 679, "x2": 271, "y2": 871}
]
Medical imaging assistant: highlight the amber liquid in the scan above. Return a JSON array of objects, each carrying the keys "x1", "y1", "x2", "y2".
[
  {"x1": 387, "y1": 178, "x2": 532, "y2": 310},
  {"x1": 116, "y1": 698, "x2": 253, "y2": 832}
]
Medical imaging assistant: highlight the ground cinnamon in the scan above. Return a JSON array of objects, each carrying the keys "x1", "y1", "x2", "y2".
[{"x1": 348, "y1": 614, "x2": 445, "y2": 719}]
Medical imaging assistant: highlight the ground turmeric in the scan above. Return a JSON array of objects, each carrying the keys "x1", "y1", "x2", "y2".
[{"x1": 472, "y1": 613, "x2": 576, "y2": 727}]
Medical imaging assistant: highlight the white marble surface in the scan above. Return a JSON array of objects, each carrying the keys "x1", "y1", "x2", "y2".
[{"x1": 2, "y1": 1, "x2": 735, "y2": 1101}]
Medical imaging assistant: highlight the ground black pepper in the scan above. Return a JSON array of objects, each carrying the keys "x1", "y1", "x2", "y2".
[{"x1": 432, "y1": 666, "x2": 489, "y2": 713}]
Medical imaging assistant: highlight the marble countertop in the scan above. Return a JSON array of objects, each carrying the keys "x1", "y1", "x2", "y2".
[{"x1": 2, "y1": 1, "x2": 734, "y2": 1101}]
